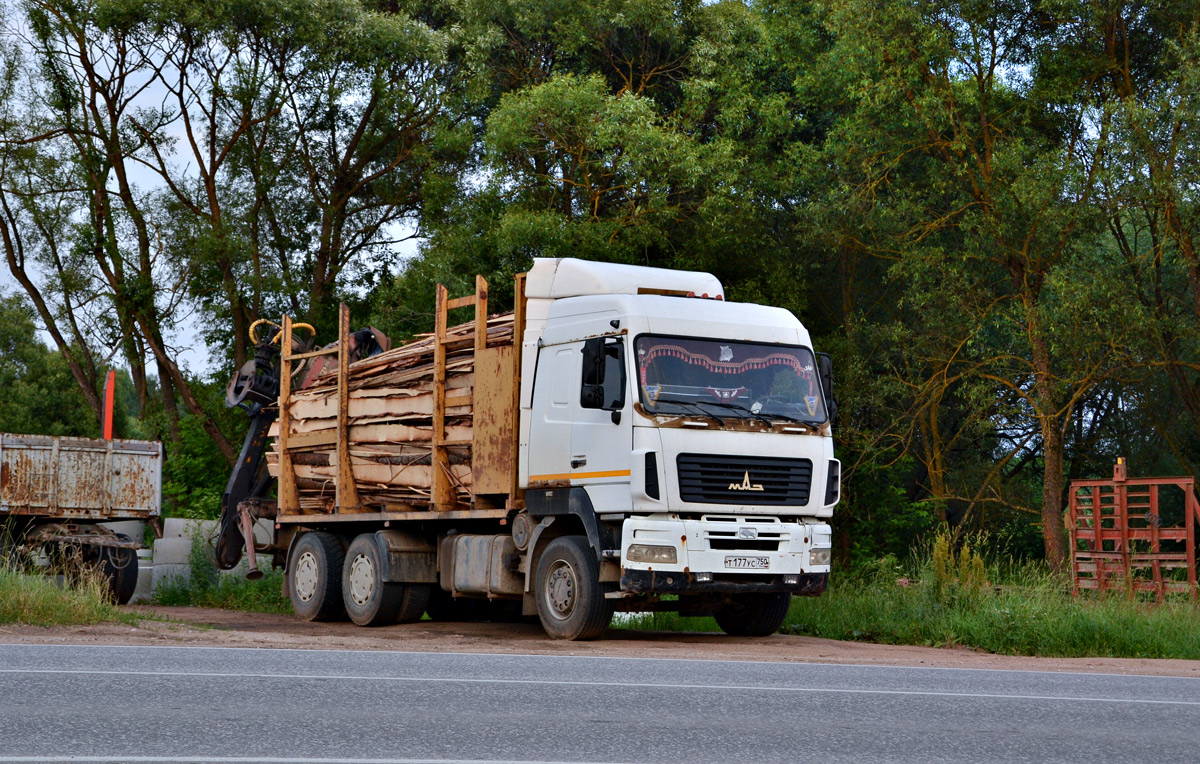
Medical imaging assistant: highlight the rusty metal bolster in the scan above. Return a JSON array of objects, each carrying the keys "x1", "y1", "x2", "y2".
[
  {"x1": 620, "y1": 569, "x2": 828, "y2": 596},
  {"x1": 21, "y1": 524, "x2": 140, "y2": 549}
]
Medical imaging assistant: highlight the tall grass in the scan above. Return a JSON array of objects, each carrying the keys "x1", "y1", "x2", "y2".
[
  {"x1": 0, "y1": 567, "x2": 137, "y2": 627},
  {"x1": 785, "y1": 548, "x2": 1200, "y2": 659},
  {"x1": 151, "y1": 530, "x2": 291, "y2": 614},
  {"x1": 623, "y1": 532, "x2": 1200, "y2": 659}
]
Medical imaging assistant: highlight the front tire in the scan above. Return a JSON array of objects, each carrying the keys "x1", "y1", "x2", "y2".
[
  {"x1": 289, "y1": 532, "x2": 346, "y2": 621},
  {"x1": 714, "y1": 593, "x2": 791, "y2": 637},
  {"x1": 535, "y1": 536, "x2": 613, "y2": 640}
]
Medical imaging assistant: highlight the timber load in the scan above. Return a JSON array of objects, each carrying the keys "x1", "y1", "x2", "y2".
[{"x1": 267, "y1": 277, "x2": 524, "y2": 516}]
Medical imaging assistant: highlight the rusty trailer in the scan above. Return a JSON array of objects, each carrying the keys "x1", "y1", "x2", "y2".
[
  {"x1": 1, "y1": 433, "x2": 161, "y2": 604},
  {"x1": 0, "y1": 433, "x2": 161, "y2": 519},
  {"x1": 1068, "y1": 459, "x2": 1200, "y2": 603}
]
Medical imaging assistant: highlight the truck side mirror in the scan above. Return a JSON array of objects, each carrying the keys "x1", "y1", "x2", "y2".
[
  {"x1": 817, "y1": 352, "x2": 837, "y2": 423},
  {"x1": 581, "y1": 336, "x2": 626, "y2": 416}
]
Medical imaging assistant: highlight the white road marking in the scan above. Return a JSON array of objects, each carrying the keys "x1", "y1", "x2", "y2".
[
  {"x1": 0, "y1": 667, "x2": 1195, "y2": 707},
  {"x1": 0, "y1": 758, "x2": 617, "y2": 764}
]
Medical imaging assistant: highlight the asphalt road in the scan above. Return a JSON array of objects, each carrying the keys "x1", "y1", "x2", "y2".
[{"x1": 0, "y1": 644, "x2": 1197, "y2": 764}]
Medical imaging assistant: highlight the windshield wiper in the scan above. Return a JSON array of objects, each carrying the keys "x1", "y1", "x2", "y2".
[
  {"x1": 691, "y1": 400, "x2": 774, "y2": 426},
  {"x1": 653, "y1": 397, "x2": 725, "y2": 426},
  {"x1": 696, "y1": 400, "x2": 823, "y2": 427}
]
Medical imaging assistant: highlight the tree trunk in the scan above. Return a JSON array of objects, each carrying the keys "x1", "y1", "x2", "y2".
[
  {"x1": 1039, "y1": 416, "x2": 1068, "y2": 572},
  {"x1": 1030, "y1": 329, "x2": 1068, "y2": 572}
]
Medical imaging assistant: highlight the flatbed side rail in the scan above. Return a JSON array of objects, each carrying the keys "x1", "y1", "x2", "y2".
[
  {"x1": 277, "y1": 305, "x2": 362, "y2": 515},
  {"x1": 434, "y1": 276, "x2": 488, "y2": 511}
]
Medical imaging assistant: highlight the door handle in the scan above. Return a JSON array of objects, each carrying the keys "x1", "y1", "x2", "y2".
[{"x1": 571, "y1": 458, "x2": 587, "y2": 469}]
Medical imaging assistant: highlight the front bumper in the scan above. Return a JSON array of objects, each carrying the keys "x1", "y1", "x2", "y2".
[
  {"x1": 621, "y1": 569, "x2": 828, "y2": 595},
  {"x1": 619, "y1": 514, "x2": 832, "y2": 595}
]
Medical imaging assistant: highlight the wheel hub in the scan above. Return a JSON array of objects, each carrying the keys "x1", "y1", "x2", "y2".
[
  {"x1": 294, "y1": 551, "x2": 319, "y2": 603},
  {"x1": 545, "y1": 560, "x2": 577, "y2": 620},
  {"x1": 349, "y1": 553, "x2": 375, "y2": 607}
]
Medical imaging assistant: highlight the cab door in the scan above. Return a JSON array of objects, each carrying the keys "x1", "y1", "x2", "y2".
[
  {"x1": 526, "y1": 344, "x2": 578, "y2": 483},
  {"x1": 570, "y1": 335, "x2": 632, "y2": 489}
]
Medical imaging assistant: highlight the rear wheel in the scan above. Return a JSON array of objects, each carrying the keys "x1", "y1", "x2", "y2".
[
  {"x1": 101, "y1": 534, "x2": 138, "y2": 605},
  {"x1": 108, "y1": 532, "x2": 138, "y2": 604},
  {"x1": 289, "y1": 532, "x2": 345, "y2": 621},
  {"x1": 343, "y1": 535, "x2": 402, "y2": 626},
  {"x1": 395, "y1": 583, "x2": 431, "y2": 624},
  {"x1": 713, "y1": 593, "x2": 792, "y2": 637},
  {"x1": 535, "y1": 535, "x2": 613, "y2": 640}
]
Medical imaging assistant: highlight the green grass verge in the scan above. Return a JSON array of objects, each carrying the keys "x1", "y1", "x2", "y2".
[
  {"x1": 619, "y1": 535, "x2": 1200, "y2": 660},
  {"x1": 0, "y1": 568, "x2": 138, "y2": 627},
  {"x1": 784, "y1": 569, "x2": 1200, "y2": 659},
  {"x1": 150, "y1": 533, "x2": 291, "y2": 614}
]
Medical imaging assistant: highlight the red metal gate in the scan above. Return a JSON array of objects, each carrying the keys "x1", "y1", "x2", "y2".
[{"x1": 1068, "y1": 460, "x2": 1200, "y2": 603}]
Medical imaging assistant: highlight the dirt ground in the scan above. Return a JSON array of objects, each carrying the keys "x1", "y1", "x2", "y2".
[{"x1": 1, "y1": 605, "x2": 1197, "y2": 678}]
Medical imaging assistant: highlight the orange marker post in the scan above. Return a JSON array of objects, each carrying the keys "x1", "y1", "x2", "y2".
[{"x1": 103, "y1": 369, "x2": 115, "y2": 439}]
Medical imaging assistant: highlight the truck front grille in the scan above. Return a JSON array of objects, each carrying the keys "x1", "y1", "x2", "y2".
[{"x1": 676, "y1": 454, "x2": 812, "y2": 506}]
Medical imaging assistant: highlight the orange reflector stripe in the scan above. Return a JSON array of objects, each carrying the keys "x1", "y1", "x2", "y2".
[{"x1": 529, "y1": 469, "x2": 632, "y2": 483}]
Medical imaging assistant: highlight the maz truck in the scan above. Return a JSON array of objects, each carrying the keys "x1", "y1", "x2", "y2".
[{"x1": 216, "y1": 258, "x2": 837, "y2": 639}]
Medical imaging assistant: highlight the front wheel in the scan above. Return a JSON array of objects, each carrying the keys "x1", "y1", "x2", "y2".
[
  {"x1": 535, "y1": 536, "x2": 613, "y2": 640},
  {"x1": 289, "y1": 532, "x2": 346, "y2": 621},
  {"x1": 713, "y1": 593, "x2": 791, "y2": 637}
]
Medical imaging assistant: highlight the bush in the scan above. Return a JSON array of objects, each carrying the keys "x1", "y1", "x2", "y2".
[{"x1": 151, "y1": 530, "x2": 291, "y2": 614}]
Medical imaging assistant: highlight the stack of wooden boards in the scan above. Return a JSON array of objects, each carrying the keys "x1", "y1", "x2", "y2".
[{"x1": 266, "y1": 314, "x2": 516, "y2": 513}]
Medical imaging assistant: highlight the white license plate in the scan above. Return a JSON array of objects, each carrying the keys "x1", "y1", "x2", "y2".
[{"x1": 724, "y1": 556, "x2": 769, "y2": 570}]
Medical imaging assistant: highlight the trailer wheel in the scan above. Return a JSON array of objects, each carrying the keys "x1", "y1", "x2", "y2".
[
  {"x1": 535, "y1": 535, "x2": 613, "y2": 640},
  {"x1": 289, "y1": 532, "x2": 345, "y2": 621},
  {"x1": 395, "y1": 583, "x2": 431, "y2": 624},
  {"x1": 342, "y1": 535, "x2": 403, "y2": 626},
  {"x1": 713, "y1": 593, "x2": 792, "y2": 637},
  {"x1": 101, "y1": 534, "x2": 139, "y2": 605}
]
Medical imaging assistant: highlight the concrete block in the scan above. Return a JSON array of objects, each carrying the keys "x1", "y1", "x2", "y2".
[
  {"x1": 130, "y1": 549, "x2": 153, "y2": 604},
  {"x1": 153, "y1": 563, "x2": 191, "y2": 591},
  {"x1": 153, "y1": 537, "x2": 194, "y2": 566},
  {"x1": 161, "y1": 518, "x2": 217, "y2": 540}
]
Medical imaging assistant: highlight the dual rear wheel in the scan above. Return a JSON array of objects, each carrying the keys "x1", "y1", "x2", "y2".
[{"x1": 288, "y1": 532, "x2": 429, "y2": 626}]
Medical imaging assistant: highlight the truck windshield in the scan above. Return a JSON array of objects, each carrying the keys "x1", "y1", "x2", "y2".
[{"x1": 635, "y1": 335, "x2": 828, "y2": 424}]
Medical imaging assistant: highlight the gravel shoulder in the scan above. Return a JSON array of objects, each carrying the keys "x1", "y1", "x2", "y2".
[{"x1": 1, "y1": 605, "x2": 1197, "y2": 678}]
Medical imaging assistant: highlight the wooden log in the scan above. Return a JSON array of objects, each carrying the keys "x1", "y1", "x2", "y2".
[{"x1": 272, "y1": 310, "x2": 517, "y2": 513}]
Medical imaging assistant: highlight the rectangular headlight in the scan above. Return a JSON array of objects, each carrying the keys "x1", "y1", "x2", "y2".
[
  {"x1": 626, "y1": 544, "x2": 678, "y2": 564},
  {"x1": 810, "y1": 548, "x2": 831, "y2": 566}
]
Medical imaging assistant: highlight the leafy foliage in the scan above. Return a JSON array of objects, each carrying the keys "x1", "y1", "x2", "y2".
[{"x1": 3, "y1": 0, "x2": 1200, "y2": 570}]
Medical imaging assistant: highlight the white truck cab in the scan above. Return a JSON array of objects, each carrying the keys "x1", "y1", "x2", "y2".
[{"x1": 518, "y1": 259, "x2": 837, "y2": 626}]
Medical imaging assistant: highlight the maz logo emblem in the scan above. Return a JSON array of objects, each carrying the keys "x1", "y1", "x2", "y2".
[{"x1": 728, "y1": 471, "x2": 764, "y2": 492}]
